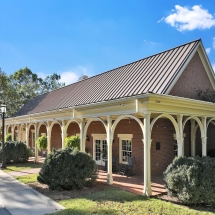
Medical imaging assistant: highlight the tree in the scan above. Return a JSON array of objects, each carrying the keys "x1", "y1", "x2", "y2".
[
  {"x1": 0, "y1": 68, "x2": 19, "y2": 116},
  {"x1": 197, "y1": 89, "x2": 215, "y2": 103},
  {"x1": 78, "y1": 74, "x2": 89, "y2": 81},
  {"x1": 41, "y1": 73, "x2": 65, "y2": 94},
  {"x1": 1, "y1": 67, "x2": 65, "y2": 117}
]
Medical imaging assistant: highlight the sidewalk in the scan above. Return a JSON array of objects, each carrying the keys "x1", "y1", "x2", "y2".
[{"x1": 0, "y1": 170, "x2": 64, "y2": 215}]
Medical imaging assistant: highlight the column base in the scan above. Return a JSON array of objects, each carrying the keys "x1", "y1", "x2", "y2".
[
  {"x1": 107, "y1": 173, "x2": 113, "y2": 184},
  {"x1": 143, "y1": 187, "x2": 152, "y2": 197}
]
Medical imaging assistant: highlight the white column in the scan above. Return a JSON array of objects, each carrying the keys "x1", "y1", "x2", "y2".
[
  {"x1": 190, "y1": 119, "x2": 196, "y2": 157},
  {"x1": 17, "y1": 125, "x2": 21, "y2": 141},
  {"x1": 34, "y1": 124, "x2": 39, "y2": 162},
  {"x1": 201, "y1": 117, "x2": 207, "y2": 156},
  {"x1": 61, "y1": 120, "x2": 66, "y2": 149},
  {"x1": 143, "y1": 112, "x2": 152, "y2": 196},
  {"x1": 177, "y1": 115, "x2": 184, "y2": 156},
  {"x1": 25, "y1": 124, "x2": 29, "y2": 147},
  {"x1": 11, "y1": 125, "x2": 14, "y2": 141},
  {"x1": 47, "y1": 122, "x2": 51, "y2": 154},
  {"x1": 80, "y1": 119, "x2": 86, "y2": 152},
  {"x1": 107, "y1": 116, "x2": 113, "y2": 185}
]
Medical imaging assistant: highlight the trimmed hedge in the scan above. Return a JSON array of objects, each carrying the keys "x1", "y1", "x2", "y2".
[
  {"x1": 0, "y1": 141, "x2": 33, "y2": 164},
  {"x1": 37, "y1": 148, "x2": 97, "y2": 190},
  {"x1": 164, "y1": 156, "x2": 215, "y2": 206}
]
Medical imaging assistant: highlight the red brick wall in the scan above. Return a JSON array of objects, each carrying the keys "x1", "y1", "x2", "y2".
[
  {"x1": 169, "y1": 52, "x2": 214, "y2": 99},
  {"x1": 67, "y1": 123, "x2": 80, "y2": 136},
  {"x1": 51, "y1": 124, "x2": 62, "y2": 149},
  {"x1": 39, "y1": 125, "x2": 47, "y2": 136}
]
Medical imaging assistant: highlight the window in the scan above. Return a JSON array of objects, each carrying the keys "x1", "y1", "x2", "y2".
[{"x1": 118, "y1": 134, "x2": 133, "y2": 164}]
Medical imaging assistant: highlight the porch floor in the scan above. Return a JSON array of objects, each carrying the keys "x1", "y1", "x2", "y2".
[{"x1": 97, "y1": 166, "x2": 167, "y2": 196}]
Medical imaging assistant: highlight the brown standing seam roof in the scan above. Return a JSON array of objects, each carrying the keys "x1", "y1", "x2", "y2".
[{"x1": 14, "y1": 39, "x2": 200, "y2": 117}]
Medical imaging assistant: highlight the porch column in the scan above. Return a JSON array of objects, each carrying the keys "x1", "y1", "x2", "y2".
[
  {"x1": 25, "y1": 124, "x2": 29, "y2": 147},
  {"x1": 11, "y1": 125, "x2": 14, "y2": 141},
  {"x1": 107, "y1": 116, "x2": 113, "y2": 184},
  {"x1": 177, "y1": 115, "x2": 184, "y2": 156},
  {"x1": 143, "y1": 112, "x2": 152, "y2": 196},
  {"x1": 201, "y1": 117, "x2": 207, "y2": 156},
  {"x1": 34, "y1": 123, "x2": 39, "y2": 162},
  {"x1": 18, "y1": 125, "x2": 21, "y2": 141},
  {"x1": 190, "y1": 119, "x2": 196, "y2": 157},
  {"x1": 47, "y1": 122, "x2": 51, "y2": 154},
  {"x1": 61, "y1": 120, "x2": 66, "y2": 149},
  {"x1": 80, "y1": 119, "x2": 86, "y2": 152}
]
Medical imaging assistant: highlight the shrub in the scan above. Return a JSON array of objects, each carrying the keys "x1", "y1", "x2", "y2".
[
  {"x1": 65, "y1": 135, "x2": 80, "y2": 149},
  {"x1": 164, "y1": 156, "x2": 215, "y2": 206},
  {"x1": 37, "y1": 148, "x2": 97, "y2": 190},
  {"x1": 36, "y1": 135, "x2": 47, "y2": 151},
  {"x1": 0, "y1": 141, "x2": 32, "y2": 164},
  {"x1": 6, "y1": 133, "x2": 12, "y2": 141}
]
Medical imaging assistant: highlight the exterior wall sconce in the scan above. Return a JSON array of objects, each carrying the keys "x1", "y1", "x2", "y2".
[{"x1": 86, "y1": 135, "x2": 90, "y2": 141}]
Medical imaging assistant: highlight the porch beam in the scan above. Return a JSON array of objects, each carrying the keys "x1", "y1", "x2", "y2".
[
  {"x1": 80, "y1": 119, "x2": 86, "y2": 152},
  {"x1": 177, "y1": 115, "x2": 184, "y2": 156},
  {"x1": 107, "y1": 116, "x2": 113, "y2": 185},
  {"x1": 143, "y1": 112, "x2": 152, "y2": 196},
  {"x1": 201, "y1": 117, "x2": 207, "y2": 156},
  {"x1": 190, "y1": 119, "x2": 196, "y2": 157}
]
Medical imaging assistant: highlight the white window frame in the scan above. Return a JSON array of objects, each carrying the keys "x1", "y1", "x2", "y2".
[{"x1": 118, "y1": 134, "x2": 133, "y2": 164}]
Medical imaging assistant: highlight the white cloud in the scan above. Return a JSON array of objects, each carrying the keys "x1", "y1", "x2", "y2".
[
  {"x1": 157, "y1": 17, "x2": 164, "y2": 23},
  {"x1": 37, "y1": 66, "x2": 91, "y2": 86},
  {"x1": 164, "y1": 5, "x2": 215, "y2": 31},
  {"x1": 213, "y1": 37, "x2": 215, "y2": 48},
  {"x1": 206, "y1": 48, "x2": 211, "y2": 54}
]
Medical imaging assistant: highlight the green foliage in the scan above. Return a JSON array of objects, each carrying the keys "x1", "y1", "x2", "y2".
[
  {"x1": 164, "y1": 156, "x2": 215, "y2": 206},
  {"x1": 0, "y1": 141, "x2": 32, "y2": 164},
  {"x1": 197, "y1": 89, "x2": 215, "y2": 103},
  {"x1": 1, "y1": 67, "x2": 65, "y2": 117},
  {"x1": 36, "y1": 135, "x2": 47, "y2": 151},
  {"x1": 37, "y1": 148, "x2": 97, "y2": 190},
  {"x1": 65, "y1": 135, "x2": 80, "y2": 149},
  {"x1": 6, "y1": 133, "x2": 12, "y2": 141}
]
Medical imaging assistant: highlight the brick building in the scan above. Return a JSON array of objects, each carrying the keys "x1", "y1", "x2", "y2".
[{"x1": 1, "y1": 39, "x2": 215, "y2": 196}]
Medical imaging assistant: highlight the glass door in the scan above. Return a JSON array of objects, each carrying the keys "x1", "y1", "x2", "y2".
[{"x1": 94, "y1": 139, "x2": 107, "y2": 166}]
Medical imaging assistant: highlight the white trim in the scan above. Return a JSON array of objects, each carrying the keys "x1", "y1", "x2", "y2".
[
  {"x1": 118, "y1": 134, "x2": 133, "y2": 164},
  {"x1": 117, "y1": 134, "x2": 133, "y2": 139},
  {"x1": 92, "y1": 133, "x2": 107, "y2": 139}
]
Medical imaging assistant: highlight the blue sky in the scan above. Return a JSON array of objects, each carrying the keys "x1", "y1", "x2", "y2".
[{"x1": 0, "y1": 0, "x2": 215, "y2": 85}]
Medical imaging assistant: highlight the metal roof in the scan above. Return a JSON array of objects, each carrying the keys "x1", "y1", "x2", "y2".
[{"x1": 14, "y1": 39, "x2": 200, "y2": 117}]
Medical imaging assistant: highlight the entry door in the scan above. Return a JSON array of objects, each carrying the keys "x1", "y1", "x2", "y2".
[{"x1": 94, "y1": 139, "x2": 107, "y2": 166}]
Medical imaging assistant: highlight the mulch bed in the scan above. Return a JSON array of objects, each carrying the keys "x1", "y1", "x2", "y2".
[{"x1": 27, "y1": 181, "x2": 110, "y2": 202}]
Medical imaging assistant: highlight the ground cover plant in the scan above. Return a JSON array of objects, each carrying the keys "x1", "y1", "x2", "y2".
[
  {"x1": 37, "y1": 148, "x2": 97, "y2": 190},
  {"x1": 164, "y1": 156, "x2": 215, "y2": 206}
]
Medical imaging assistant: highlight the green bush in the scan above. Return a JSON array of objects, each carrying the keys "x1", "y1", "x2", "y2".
[
  {"x1": 36, "y1": 135, "x2": 47, "y2": 151},
  {"x1": 37, "y1": 148, "x2": 97, "y2": 190},
  {"x1": 164, "y1": 156, "x2": 215, "y2": 206},
  {"x1": 6, "y1": 133, "x2": 12, "y2": 141},
  {"x1": 65, "y1": 135, "x2": 80, "y2": 149},
  {"x1": 0, "y1": 141, "x2": 32, "y2": 164}
]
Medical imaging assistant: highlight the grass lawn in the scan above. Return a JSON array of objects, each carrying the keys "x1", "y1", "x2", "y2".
[
  {"x1": 2, "y1": 162, "x2": 43, "y2": 172},
  {"x1": 14, "y1": 174, "x2": 215, "y2": 215},
  {"x1": 15, "y1": 173, "x2": 39, "y2": 184},
  {"x1": 47, "y1": 188, "x2": 215, "y2": 215}
]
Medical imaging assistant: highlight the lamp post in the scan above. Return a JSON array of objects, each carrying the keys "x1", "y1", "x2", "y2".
[{"x1": 0, "y1": 104, "x2": 6, "y2": 169}]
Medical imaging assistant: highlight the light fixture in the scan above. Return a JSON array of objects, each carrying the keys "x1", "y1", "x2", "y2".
[
  {"x1": 0, "y1": 103, "x2": 6, "y2": 169},
  {"x1": 86, "y1": 135, "x2": 90, "y2": 141}
]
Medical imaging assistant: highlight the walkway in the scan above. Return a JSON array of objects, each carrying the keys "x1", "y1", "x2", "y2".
[{"x1": 0, "y1": 170, "x2": 64, "y2": 215}]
